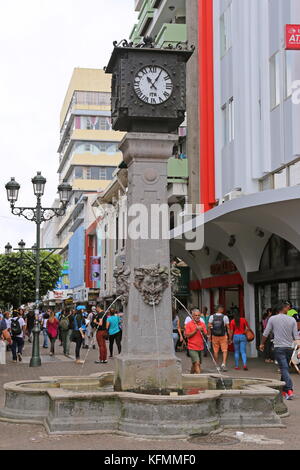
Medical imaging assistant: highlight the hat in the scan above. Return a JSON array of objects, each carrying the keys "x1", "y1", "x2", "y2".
[
  {"x1": 92, "y1": 306, "x2": 96, "y2": 311},
  {"x1": 76, "y1": 305, "x2": 86, "y2": 311}
]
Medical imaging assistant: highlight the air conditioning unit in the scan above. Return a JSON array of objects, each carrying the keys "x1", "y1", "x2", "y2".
[{"x1": 222, "y1": 188, "x2": 243, "y2": 203}]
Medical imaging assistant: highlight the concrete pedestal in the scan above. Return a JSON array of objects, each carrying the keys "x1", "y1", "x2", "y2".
[{"x1": 115, "y1": 133, "x2": 182, "y2": 393}]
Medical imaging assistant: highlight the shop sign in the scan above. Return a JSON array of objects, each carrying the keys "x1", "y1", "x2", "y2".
[
  {"x1": 90, "y1": 256, "x2": 101, "y2": 282},
  {"x1": 286, "y1": 25, "x2": 300, "y2": 50},
  {"x1": 211, "y1": 260, "x2": 237, "y2": 276}
]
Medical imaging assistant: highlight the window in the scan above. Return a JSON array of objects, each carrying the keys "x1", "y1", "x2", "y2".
[
  {"x1": 74, "y1": 91, "x2": 111, "y2": 106},
  {"x1": 89, "y1": 167, "x2": 117, "y2": 180},
  {"x1": 285, "y1": 50, "x2": 293, "y2": 98},
  {"x1": 270, "y1": 52, "x2": 281, "y2": 109},
  {"x1": 274, "y1": 168, "x2": 287, "y2": 189},
  {"x1": 221, "y1": 97, "x2": 234, "y2": 147},
  {"x1": 220, "y1": 3, "x2": 232, "y2": 57},
  {"x1": 222, "y1": 104, "x2": 227, "y2": 147},
  {"x1": 289, "y1": 160, "x2": 300, "y2": 186},
  {"x1": 228, "y1": 98, "x2": 235, "y2": 142},
  {"x1": 74, "y1": 167, "x2": 83, "y2": 179}
]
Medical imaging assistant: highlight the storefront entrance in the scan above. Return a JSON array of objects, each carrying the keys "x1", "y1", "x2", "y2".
[{"x1": 249, "y1": 235, "x2": 300, "y2": 347}]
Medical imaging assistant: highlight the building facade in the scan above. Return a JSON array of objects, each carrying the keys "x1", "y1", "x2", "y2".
[
  {"x1": 130, "y1": 0, "x2": 300, "y2": 356},
  {"x1": 42, "y1": 68, "x2": 125, "y2": 305}
]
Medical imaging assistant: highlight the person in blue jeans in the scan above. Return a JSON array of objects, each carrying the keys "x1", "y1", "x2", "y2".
[
  {"x1": 229, "y1": 310, "x2": 250, "y2": 371},
  {"x1": 260, "y1": 302, "x2": 299, "y2": 400},
  {"x1": 107, "y1": 309, "x2": 122, "y2": 358}
]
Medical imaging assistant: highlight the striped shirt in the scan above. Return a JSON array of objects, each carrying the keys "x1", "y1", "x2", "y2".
[{"x1": 263, "y1": 314, "x2": 299, "y2": 349}]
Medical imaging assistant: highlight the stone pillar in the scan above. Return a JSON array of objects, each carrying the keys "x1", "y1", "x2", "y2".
[{"x1": 114, "y1": 133, "x2": 183, "y2": 394}]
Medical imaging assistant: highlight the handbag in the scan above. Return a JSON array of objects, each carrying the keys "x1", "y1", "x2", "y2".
[{"x1": 245, "y1": 328, "x2": 255, "y2": 342}]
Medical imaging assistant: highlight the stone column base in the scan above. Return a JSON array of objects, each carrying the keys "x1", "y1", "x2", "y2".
[{"x1": 114, "y1": 355, "x2": 183, "y2": 394}]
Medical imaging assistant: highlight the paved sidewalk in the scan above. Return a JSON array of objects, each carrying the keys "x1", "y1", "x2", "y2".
[{"x1": 0, "y1": 338, "x2": 299, "y2": 450}]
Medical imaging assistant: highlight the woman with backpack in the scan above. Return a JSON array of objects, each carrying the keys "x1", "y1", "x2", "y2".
[
  {"x1": 59, "y1": 309, "x2": 72, "y2": 357},
  {"x1": 47, "y1": 311, "x2": 59, "y2": 357},
  {"x1": 229, "y1": 310, "x2": 250, "y2": 371},
  {"x1": 11, "y1": 310, "x2": 26, "y2": 363}
]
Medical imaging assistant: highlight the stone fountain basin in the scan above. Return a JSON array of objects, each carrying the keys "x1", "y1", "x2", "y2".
[{"x1": 0, "y1": 373, "x2": 288, "y2": 438}]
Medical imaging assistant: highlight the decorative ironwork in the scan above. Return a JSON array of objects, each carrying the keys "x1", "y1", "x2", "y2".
[
  {"x1": 134, "y1": 264, "x2": 170, "y2": 306},
  {"x1": 10, "y1": 204, "x2": 68, "y2": 223},
  {"x1": 112, "y1": 36, "x2": 195, "y2": 52},
  {"x1": 113, "y1": 265, "x2": 131, "y2": 304}
]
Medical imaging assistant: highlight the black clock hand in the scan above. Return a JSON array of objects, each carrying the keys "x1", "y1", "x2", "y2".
[
  {"x1": 147, "y1": 76, "x2": 157, "y2": 90},
  {"x1": 151, "y1": 69, "x2": 163, "y2": 88}
]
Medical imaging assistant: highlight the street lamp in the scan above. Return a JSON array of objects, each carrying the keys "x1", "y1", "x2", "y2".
[
  {"x1": 5, "y1": 173, "x2": 72, "y2": 367},
  {"x1": 5, "y1": 243, "x2": 12, "y2": 255}
]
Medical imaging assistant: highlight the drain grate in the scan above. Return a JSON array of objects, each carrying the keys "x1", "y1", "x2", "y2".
[{"x1": 188, "y1": 434, "x2": 240, "y2": 446}]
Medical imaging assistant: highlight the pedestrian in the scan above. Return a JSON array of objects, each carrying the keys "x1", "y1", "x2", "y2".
[
  {"x1": 47, "y1": 311, "x2": 59, "y2": 356},
  {"x1": 94, "y1": 304, "x2": 108, "y2": 364},
  {"x1": 86, "y1": 307, "x2": 96, "y2": 350},
  {"x1": 208, "y1": 305, "x2": 231, "y2": 372},
  {"x1": 41, "y1": 310, "x2": 50, "y2": 348},
  {"x1": 201, "y1": 307, "x2": 210, "y2": 357},
  {"x1": 10, "y1": 310, "x2": 26, "y2": 363},
  {"x1": 107, "y1": 309, "x2": 122, "y2": 358},
  {"x1": 262, "y1": 309, "x2": 274, "y2": 363},
  {"x1": 70, "y1": 308, "x2": 86, "y2": 364},
  {"x1": 185, "y1": 309, "x2": 207, "y2": 374},
  {"x1": 59, "y1": 309, "x2": 72, "y2": 357},
  {"x1": 0, "y1": 315, "x2": 12, "y2": 346},
  {"x1": 25, "y1": 310, "x2": 35, "y2": 343},
  {"x1": 260, "y1": 303, "x2": 300, "y2": 400},
  {"x1": 172, "y1": 308, "x2": 183, "y2": 352},
  {"x1": 229, "y1": 310, "x2": 250, "y2": 371}
]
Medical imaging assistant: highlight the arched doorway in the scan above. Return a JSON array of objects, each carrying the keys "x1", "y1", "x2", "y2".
[{"x1": 248, "y1": 235, "x2": 300, "y2": 347}]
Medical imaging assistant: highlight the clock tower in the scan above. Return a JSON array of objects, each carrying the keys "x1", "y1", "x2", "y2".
[
  {"x1": 106, "y1": 38, "x2": 194, "y2": 133},
  {"x1": 105, "y1": 38, "x2": 194, "y2": 394}
]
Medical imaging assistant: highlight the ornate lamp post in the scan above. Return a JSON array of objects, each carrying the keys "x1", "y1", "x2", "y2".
[
  {"x1": 5, "y1": 243, "x2": 12, "y2": 255},
  {"x1": 5, "y1": 173, "x2": 72, "y2": 367}
]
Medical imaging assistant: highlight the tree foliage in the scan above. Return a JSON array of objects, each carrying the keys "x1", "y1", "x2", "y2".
[{"x1": 0, "y1": 251, "x2": 62, "y2": 308}]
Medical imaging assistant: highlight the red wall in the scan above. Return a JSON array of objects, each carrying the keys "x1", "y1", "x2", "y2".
[{"x1": 198, "y1": 0, "x2": 216, "y2": 211}]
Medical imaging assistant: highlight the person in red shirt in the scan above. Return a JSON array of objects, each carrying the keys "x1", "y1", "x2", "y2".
[
  {"x1": 185, "y1": 309, "x2": 207, "y2": 374},
  {"x1": 229, "y1": 310, "x2": 250, "y2": 371}
]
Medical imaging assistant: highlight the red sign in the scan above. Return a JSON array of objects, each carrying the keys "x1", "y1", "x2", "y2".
[{"x1": 286, "y1": 24, "x2": 300, "y2": 50}]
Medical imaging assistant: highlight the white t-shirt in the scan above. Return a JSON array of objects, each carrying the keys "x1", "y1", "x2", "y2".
[
  {"x1": 208, "y1": 314, "x2": 230, "y2": 325},
  {"x1": 11, "y1": 317, "x2": 25, "y2": 338},
  {"x1": 185, "y1": 316, "x2": 205, "y2": 326}
]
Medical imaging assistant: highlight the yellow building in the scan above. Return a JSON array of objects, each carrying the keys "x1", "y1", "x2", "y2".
[{"x1": 58, "y1": 68, "x2": 125, "y2": 193}]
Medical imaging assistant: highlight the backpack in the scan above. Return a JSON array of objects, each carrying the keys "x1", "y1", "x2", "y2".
[
  {"x1": 59, "y1": 315, "x2": 70, "y2": 331},
  {"x1": 211, "y1": 314, "x2": 226, "y2": 337},
  {"x1": 90, "y1": 313, "x2": 97, "y2": 329},
  {"x1": 11, "y1": 318, "x2": 21, "y2": 337}
]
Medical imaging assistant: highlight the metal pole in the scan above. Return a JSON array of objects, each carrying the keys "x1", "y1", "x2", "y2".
[
  {"x1": 30, "y1": 197, "x2": 42, "y2": 368},
  {"x1": 18, "y1": 249, "x2": 23, "y2": 307}
]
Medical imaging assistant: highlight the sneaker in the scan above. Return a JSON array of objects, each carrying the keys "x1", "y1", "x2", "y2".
[
  {"x1": 12, "y1": 360, "x2": 17, "y2": 363},
  {"x1": 17, "y1": 353, "x2": 22, "y2": 362},
  {"x1": 282, "y1": 391, "x2": 288, "y2": 400},
  {"x1": 243, "y1": 366, "x2": 248, "y2": 371},
  {"x1": 75, "y1": 360, "x2": 85, "y2": 364},
  {"x1": 234, "y1": 367, "x2": 240, "y2": 370},
  {"x1": 221, "y1": 364, "x2": 227, "y2": 372},
  {"x1": 102, "y1": 360, "x2": 108, "y2": 364},
  {"x1": 94, "y1": 360, "x2": 101, "y2": 364},
  {"x1": 287, "y1": 390, "x2": 294, "y2": 400}
]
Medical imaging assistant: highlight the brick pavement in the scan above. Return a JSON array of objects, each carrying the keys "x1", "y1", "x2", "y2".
[{"x1": 0, "y1": 338, "x2": 299, "y2": 450}]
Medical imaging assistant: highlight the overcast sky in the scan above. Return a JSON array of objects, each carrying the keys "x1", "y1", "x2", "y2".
[{"x1": 0, "y1": 0, "x2": 136, "y2": 252}]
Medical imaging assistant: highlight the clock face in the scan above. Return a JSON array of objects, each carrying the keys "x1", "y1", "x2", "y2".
[{"x1": 134, "y1": 65, "x2": 173, "y2": 105}]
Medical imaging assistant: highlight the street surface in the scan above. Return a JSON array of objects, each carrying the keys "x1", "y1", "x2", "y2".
[{"x1": 0, "y1": 339, "x2": 299, "y2": 451}]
